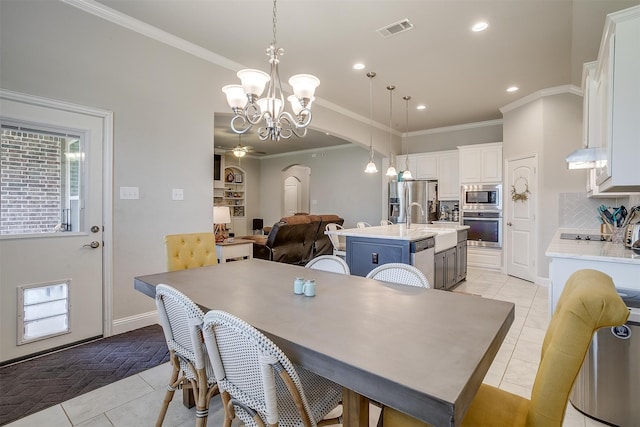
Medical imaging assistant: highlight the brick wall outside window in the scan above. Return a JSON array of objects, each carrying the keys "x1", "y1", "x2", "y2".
[{"x1": 1, "y1": 129, "x2": 63, "y2": 234}]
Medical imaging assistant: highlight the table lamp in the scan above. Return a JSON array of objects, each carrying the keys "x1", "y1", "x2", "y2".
[{"x1": 213, "y1": 206, "x2": 231, "y2": 243}]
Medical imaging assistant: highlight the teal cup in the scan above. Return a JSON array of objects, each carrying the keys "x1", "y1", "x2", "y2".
[
  {"x1": 294, "y1": 277, "x2": 305, "y2": 294},
  {"x1": 303, "y1": 279, "x2": 316, "y2": 297}
]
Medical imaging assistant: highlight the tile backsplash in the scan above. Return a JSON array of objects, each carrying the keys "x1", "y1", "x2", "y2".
[{"x1": 559, "y1": 193, "x2": 633, "y2": 229}]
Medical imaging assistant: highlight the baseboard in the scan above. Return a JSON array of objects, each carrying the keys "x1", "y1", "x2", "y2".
[
  {"x1": 110, "y1": 310, "x2": 158, "y2": 336},
  {"x1": 536, "y1": 276, "x2": 550, "y2": 287}
]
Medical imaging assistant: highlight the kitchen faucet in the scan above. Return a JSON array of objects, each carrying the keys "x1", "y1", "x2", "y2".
[{"x1": 406, "y1": 202, "x2": 424, "y2": 229}]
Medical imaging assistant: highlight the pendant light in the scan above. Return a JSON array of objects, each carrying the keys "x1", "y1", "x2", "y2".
[
  {"x1": 402, "y1": 96, "x2": 413, "y2": 180},
  {"x1": 385, "y1": 85, "x2": 397, "y2": 177},
  {"x1": 364, "y1": 72, "x2": 378, "y2": 174}
]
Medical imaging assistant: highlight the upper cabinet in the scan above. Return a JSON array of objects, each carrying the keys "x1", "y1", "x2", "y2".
[
  {"x1": 589, "y1": 6, "x2": 640, "y2": 192},
  {"x1": 458, "y1": 142, "x2": 503, "y2": 184},
  {"x1": 397, "y1": 151, "x2": 459, "y2": 200},
  {"x1": 437, "y1": 150, "x2": 459, "y2": 200},
  {"x1": 415, "y1": 154, "x2": 438, "y2": 179}
]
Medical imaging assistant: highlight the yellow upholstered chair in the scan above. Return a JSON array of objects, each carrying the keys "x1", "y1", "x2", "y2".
[
  {"x1": 383, "y1": 269, "x2": 629, "y2": 427},
  {"x1": 164, "y1": 233, "x2": 218, "y2": 271}
]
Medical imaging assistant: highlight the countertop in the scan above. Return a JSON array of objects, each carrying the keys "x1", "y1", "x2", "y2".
[
  {"x1": 545, "y1": 228, "x2": 640, "y2": 265},
  {"x1": 326, "y1": 223, "x2": 469, "y2": 242}
]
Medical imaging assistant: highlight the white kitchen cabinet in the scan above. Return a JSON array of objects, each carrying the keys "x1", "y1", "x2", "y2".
[
  {"x1": 415, "y1": 154, "x2": 438, "y2": 179},
  {"x1": 458, "y1": 142, "x2": 503, "y2": 184},
  {"x1": 591, "y1": 7, "x2": 640, "y2": 192},
  {"x1": 437, "y1": 150, "x2": 459, "y2": 200},
  {"x1": 587, "y1": 169, "x2": 635, "y2": 198}
]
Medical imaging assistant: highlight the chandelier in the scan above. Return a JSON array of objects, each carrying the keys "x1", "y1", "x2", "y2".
[{"x1": 221, "y1": 0, "x2": 320, "y2": 142}]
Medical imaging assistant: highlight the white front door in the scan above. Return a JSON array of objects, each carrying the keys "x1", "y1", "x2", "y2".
[
  {"x1": 0, "y1": 91, "x2": 110, "y2": 363},
  {"x1": 505, "y1": 155, "x2": 537, "y2": 282}
]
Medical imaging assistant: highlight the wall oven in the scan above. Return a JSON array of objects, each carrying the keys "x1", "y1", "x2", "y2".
[
  {"x1": 461, "y1": 211, "x2": 502, "y2": 248},
  {"x1": 461, "y1": 184, "x2": 502, "y2": 211}
]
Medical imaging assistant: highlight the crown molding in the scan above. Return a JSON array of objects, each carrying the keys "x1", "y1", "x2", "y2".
[
  {"x1": 61, "y1": 0, "x2": 242, "y2": 71},
  {"x1": 407, "y1": 118, "x2": 503, "y2": 137},
  {"x1": 61, "y1": 0, "x2": 388, "y2": 132},
  {"x1": 500, "y1": 85, "x2": 582, "y2": 114}
]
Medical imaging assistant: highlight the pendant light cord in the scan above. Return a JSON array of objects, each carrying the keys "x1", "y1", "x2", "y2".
[
  {"x1": 368, "y1": 72, "x2": 376, "y2": 160},
  {"x1": 403, "y1": 96, "x2": 411, "y2": 170},
  {"x1": 388, "y1": 85, "x2": 395, "y2": 163}
]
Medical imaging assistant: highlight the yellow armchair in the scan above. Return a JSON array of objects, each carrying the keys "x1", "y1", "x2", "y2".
[
  {"x1": 383, "y1": 269, "x2": 629, "y2": 427},
  {"x1": 164, "y1": 232, "x2": 218, "y2": 271}
]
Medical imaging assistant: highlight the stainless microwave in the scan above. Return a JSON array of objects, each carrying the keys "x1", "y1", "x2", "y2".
[{"x1": 461, "y1": 184, "x2": 502, "y2": 211}]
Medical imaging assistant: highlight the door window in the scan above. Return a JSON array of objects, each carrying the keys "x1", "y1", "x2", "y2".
[{"x1": 1, "y1": 124, "x2": 85, "y2": 235}]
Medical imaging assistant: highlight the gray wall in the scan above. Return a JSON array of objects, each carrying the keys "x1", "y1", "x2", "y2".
[
  {"x1": 258, "y1": 146, "x2": 384, "y2": 228},
  {"x1": 503, "y1": 91, "x2": 585, "y2": 279},
  {"x1": 0, "y1": 1, "x2": 391, "y2": 327},
  {"x1": 405, "y1": 122, "x2": 503, "y2": 153}
]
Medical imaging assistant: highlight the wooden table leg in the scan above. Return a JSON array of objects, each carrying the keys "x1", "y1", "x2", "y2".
[{"x1": 342, "y1": 387, "x2": 369, "y2": 427}]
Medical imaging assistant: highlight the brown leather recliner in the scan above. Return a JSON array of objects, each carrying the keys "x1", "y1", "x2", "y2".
[
  {"x1": 241, "y1": 214, "x2": 344, "y2": 265},
  {"x1": 265, "y1": 215, "x2": 318, "y2": 264},
  {"x1": 312, "y1": 214, "x2": 344, "y2": 257}
]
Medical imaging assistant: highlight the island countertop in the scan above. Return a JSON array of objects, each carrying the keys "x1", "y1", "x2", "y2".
[
  {"x1": 327, "y1": 223, "x2": 469, "y2": 242},
  {"x1": 545, "y1": 228, "x2": 640, "y2": 265}
]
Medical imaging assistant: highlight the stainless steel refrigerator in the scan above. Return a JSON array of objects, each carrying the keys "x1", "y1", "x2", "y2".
[{"x1": 389, "y1": 180, "x2": 438, "y2": 224}]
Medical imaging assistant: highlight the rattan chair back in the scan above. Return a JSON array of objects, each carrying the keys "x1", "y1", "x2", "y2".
[
  {"x1": 305, "y1": 255, "x2": 350, "y2": 275},
  {"x1": 202, "y1": 310, "x2": 342, "y2": 427},
  {"x1": 366, "y1": 263, "x2": 430, "y2": 288}
]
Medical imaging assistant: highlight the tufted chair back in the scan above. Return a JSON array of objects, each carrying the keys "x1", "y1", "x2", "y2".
[{"x1": 164, "y1": 233, "x2": 218, "y2": 271}]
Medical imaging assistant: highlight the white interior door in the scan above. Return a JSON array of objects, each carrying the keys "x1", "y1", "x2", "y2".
[
  {"x1": 0, "y1": 92, "x2": 107, "y2": 363},
  {"x1": 505, "y1": 155, "x2": 537, "y2": 282},
  {"x1": 283, "y1": 176, "x2": 301, "y2": 217}
]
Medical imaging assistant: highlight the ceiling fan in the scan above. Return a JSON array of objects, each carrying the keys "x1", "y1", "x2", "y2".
[
  {"x1": 217, "y1": 133, "x2": 266, "y2": 158},
  {"x1": 217, "y1": 143, "x2": 266, "y2": 158}
]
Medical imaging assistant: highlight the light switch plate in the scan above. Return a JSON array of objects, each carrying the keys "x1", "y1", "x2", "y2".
[
  {"x1": 172, "y1": 188, "x2": 184, "y2": 201},
  {"x1": 120, "y1": 186, "x2": 139, "y2": 199}
]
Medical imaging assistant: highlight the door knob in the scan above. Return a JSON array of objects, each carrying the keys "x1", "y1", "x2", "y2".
[
  {"x1": 507, "y1": 222, "x2": 512, "y2": 226},
  {"x1": 83, "y1": 241, "x2": 100, "y2": 249}
]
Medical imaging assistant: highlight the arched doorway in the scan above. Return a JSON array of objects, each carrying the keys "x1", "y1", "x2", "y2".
[{"x1": 281, "y1": 165, "x2": 310, "y2": 217}]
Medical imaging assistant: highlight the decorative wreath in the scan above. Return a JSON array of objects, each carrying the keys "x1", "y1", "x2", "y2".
[{"x1": 511, "y1": 177, "x2": 530, "y2": 202}]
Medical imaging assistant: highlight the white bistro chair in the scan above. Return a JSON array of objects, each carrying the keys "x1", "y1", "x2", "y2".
[
  {"x1": 356, "y1": 222, "x2": 372, "y2": 228},
  {"x1": 305, "y1": 255, "x2": 350, "y2": 275},
  {"x1": 325, "y1": 223, "x2": 346, "y2": 257},
  {"x1": 155, "y1": 284, "x2": 219, "y2": 427},
  {"x1": 365, "y1": 263, "x2": 430, "y2": 288},
  {"x1": 202, "y1": 310, "x2": 343, "y2": 427},
  {"x1": 380, "y1": 220, "x2": 394, "y2": 225}
]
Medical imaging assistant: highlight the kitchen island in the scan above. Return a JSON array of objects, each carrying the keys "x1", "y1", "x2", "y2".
[
  {"x1": 546, "y1": 228, "x2": 640, "y2": 313},
  {"x1": 327, "y1": 223, "x2": 469, "y2": 290}
]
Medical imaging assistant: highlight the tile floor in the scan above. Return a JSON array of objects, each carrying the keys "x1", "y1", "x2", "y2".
[{"x1": 6, "y1": 268, "x2": 609, "y2": 427}]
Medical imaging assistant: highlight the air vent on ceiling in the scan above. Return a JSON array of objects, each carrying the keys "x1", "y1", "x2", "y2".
[{"x1": 376, "y1": 19, "x2": 414, "y2": 38}]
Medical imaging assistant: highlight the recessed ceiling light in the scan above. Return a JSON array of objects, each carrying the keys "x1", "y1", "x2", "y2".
[
  {"x1": 507, "y1": 86, "x2": 519, "y2": 92},
  {"x1": 353, "y1": 63, "x2": 365, "y2": 70},
  {"x1": 416, "y1": 104, "x2": 427, "y2": 110},
  {"x1": 472, "y1": 22, "x2": 488, "y2": 32}
]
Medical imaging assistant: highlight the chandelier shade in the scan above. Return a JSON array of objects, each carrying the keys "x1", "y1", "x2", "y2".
[
  {"x1": 236, "y1": 69, "x2": 270, "y2": 97},
  {"x1": 222, "y1": 85, "x2": 248, "y2": 109},
  {"x1": 221, "y1": 0, "x2": 319, "y2": 142}
]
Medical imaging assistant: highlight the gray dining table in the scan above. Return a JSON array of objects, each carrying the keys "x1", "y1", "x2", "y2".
[{"x1": 135, "y1": 259, "x2": 514, "y2": 427}]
